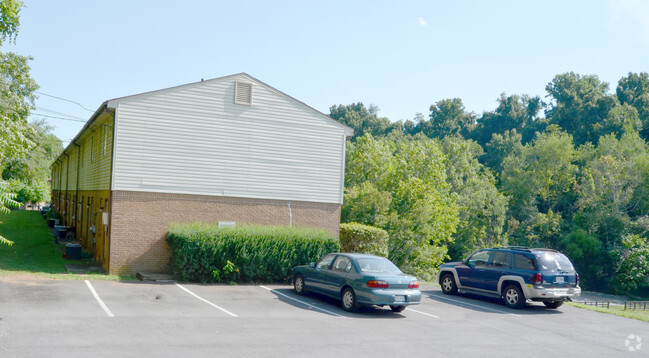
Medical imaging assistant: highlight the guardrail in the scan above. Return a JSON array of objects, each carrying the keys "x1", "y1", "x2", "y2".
[
  {"x1": 581, "y1": 301, "x2": 610, "y2": 309},
  {"x1": 624, "y1": 301, "x2": 649, "y2": 310}
]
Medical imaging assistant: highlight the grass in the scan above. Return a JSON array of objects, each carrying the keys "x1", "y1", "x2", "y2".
[
  {"x1": 0, "y1": 210, "x2": 133, "y2": 281},
  {"x1": 567, "y1": 302, "x2": 649, "y2": 323}
]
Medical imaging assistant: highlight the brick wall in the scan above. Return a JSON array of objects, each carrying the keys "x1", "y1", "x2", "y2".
[{"x1": 109, "y1": 190, "x2": 341, "y2": 275}]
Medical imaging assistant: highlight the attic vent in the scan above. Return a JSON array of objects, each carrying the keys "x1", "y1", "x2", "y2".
[{"x1": 234, "y1": 81, "x2": 253, "y2": 105}]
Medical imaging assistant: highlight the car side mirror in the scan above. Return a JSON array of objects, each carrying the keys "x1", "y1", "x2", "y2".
[{"x1": 309, "y1": 262, "x2": 316, "y2": 269}]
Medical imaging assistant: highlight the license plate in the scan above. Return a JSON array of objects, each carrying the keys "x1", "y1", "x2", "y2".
[
  {"x1": 394, "y1": 295, "x2": 406, "y2": 303},
  {"x1": 555, "y1": 276, "x2": 564, "y2": 283}
]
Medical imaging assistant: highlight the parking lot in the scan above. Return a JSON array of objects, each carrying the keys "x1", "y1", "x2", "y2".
[{"x1": 0, "y1": 278, "x2": 646, "y2": 357}]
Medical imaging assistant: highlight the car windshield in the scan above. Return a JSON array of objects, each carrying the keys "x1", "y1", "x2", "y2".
[
  {"x1": 535, "y1": 252, "x2": 574, "y2": 272},
  {"x1": 355, "y1": 257, "x2": 402, "y2": 273}
]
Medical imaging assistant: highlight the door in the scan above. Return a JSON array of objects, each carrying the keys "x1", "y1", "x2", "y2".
[
  {"x1": 457, "y1": 250, "x2": 491, "y2": 289},
  {"x1": 306, "y1": 254, "x2": 336, "y2": 293},
  {"x1": 484, "y1": 251, "x2": 512, "y2": 292},
  {"x1": 324, "y1": 255, "x2": 352, "y2": 296}
]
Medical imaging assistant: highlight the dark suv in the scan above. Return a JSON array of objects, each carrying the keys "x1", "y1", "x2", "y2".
[{"x1": 437, "y1": 247, "x2": 580, "y2": 309}]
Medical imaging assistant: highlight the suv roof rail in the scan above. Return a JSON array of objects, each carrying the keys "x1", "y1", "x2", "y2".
[
  {"x1": 530, "y1": 248, "x2": 559, "y2": 253},
  {"x1": 493, "y1": 246, "x2": 530, "y2": 251}
]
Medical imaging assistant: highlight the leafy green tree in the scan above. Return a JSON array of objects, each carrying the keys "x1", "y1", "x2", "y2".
[
  {"x1": 329, "y1": 103, "x2": 399, "y2": 140},
  {"x1": 483, "y1": 129, "x2": 523, "y2": 175},
  {"x1": 545, "y1": 72, "x2": 615, "y2": 145},
  {"x1": 343, "y1": 134, "x2": 458, "y2": 279},
  {"x1": 3, "y1": 119, "x2": 62, "y2": 203},
  {"x1": 501, "y1": 128, "x2": 578, "y2": 247},
  {"x1": 440, "y1": 136, "x2": 507, "y2": 260},
  {"x1": 611, "y1": 234, "x2": 649, "y2": 295},
  {"x1": 616, "y1": 72, "x2": 649, "y2": 140},
  {"x1": 0, "y1": 180, "x2": 19, "y2": 245},
  {"x1": 418, "y1": 98, "x2": 474, "y2": 139},
  {"x1": 0, "y1": 0, "x2": 40, "y2": 245},
  {"x1": 473, "y1": 93, "x2": 542, "y2": 147}
]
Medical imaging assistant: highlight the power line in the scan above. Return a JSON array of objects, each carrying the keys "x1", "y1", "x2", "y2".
[
  {"x1": 31, "y1": 112, "x2": 87, "y2": 123},
  {"x1": 36, "y1": 106, "x2": 87, "y2": 120},
  {"x1": 35, "y1": 91, "x2": 95, "y2": 112}
]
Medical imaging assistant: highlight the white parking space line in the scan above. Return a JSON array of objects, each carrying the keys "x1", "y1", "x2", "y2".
[
  {"x1": 175, "y1": 283, "x2": 238, "y2": 317},
  {"x1": 259, "y1": 285, "x2": 345, "y2": 318},
  {"x1": 405, "y1": 307, "x2": 439, "y2": 318},
  {"x1": 429, "y1": 293, "x2": 522, "y2": 317},
  {"x1": 84, "y1": 280, "x2": 114, "y2": 317}
]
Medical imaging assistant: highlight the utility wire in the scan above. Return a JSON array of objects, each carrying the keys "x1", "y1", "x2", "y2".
[
  {"x1": 31, "y1": 112, "x2": 87, "y2": 123},
  {"x1": 35, "y1": 91, "x2": 95, "y2": 112}
]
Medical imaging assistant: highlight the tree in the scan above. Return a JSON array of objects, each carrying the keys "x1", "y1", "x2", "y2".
[
  {"x1": 3, "y1": 119, "x2": 62, "y2": 203},
  {"x1": 0, "y1": 0, "x2": 39, "y2": 245},
  {"x1": 545, "y1": 72, "x2": 615, "y2": 145},
  {"x1": 440, "y1": 136, "x2": 507, "y2": 260},
  {"x1": 473, "y1": 93, "x2": 542, "y2": 147},
  {"x1": 501, "y1": 128, "x2": 578, "y2": 247},
  {"x1": 329, "y1": 103, "x2": 398, "y2": 140},
  {"x1": 418, "y1": 98, "x2": 474, "y2": 139},
  {"x1": 616, "y1": 72, "x2": 649, "y2": 141},
  {"x1": 342, "y1": 134, "x2": 459, "y2": 280},
  {"x1": 611, "y1": 235, "x2": 649, "y2": 295}
]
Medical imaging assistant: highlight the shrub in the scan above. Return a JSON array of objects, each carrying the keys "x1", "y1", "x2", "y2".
[
  {"x1": 166, "y1": 223, "x2": 339, "y2": 283},
  {"x1": 339, "y1": 222, "x2": 388, "y2": 257}
]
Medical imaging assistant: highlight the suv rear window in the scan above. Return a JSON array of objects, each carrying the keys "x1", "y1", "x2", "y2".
[{"x1": 534, "y1": 252, "x2": 574, "y2": 272}]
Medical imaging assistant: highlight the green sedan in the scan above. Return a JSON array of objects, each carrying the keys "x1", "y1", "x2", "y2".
[{"x1": 291, "y1": 253, "x2": 422, "y2": 313}]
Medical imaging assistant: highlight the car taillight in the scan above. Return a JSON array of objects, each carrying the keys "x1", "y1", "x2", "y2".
[
  {"x1": 576, "y1": 273, "x2": 580, "y2": 286},
  {"x1": 367, "y1": 280, "x2": 389, "y2": 288},
  {"x1": 532, "y1": 273, "x2": 543, "y2": 285},
  {"x1": 408, "y1": 280, "x2": 419, "y2": 289}
]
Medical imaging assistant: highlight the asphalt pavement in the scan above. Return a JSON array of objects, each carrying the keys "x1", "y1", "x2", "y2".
[{"x1": 0, "y1": 278, "x2": 647, "y2": 357}]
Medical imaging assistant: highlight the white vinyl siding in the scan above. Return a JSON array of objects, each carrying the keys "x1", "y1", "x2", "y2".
[{"x1": 112, "y1": 74, "x2": 347, "y2": 204}]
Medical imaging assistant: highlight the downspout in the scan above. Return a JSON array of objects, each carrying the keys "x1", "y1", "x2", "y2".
[
  {"x1": 106, "y1": 108, "x2": 117, "y2": 274},
  {"x1": 72, "y1": 142, "x2": 81, "y2": 231},
  {"x1": 61, "y1": 153, "x2": 70, "y2": 225},
  {"x1": 288, "y1": 201, "x2": 293, "y2": 227}
]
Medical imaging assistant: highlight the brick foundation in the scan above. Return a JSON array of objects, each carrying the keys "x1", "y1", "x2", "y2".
[{"x1": 109, "y1": 191, "x2": 341, "y2": 275}]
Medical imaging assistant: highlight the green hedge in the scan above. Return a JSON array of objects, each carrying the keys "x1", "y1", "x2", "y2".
[
  {"x1": 339, "y1": 222, "x2": 388, "y2": 257},
  {"x1": 166, "y1": 223, "x2": 339, "y2": 283}
]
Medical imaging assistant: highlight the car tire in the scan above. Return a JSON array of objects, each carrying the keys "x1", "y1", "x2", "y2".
[
  {"x1": 341, "y1": 287, "x2": 357, "y2": 312},
  {"x1": 390, "y1": 305, "x2": 406, "y2": 313},
  {"x1": 294, "y1": 275, "x2": 306, "y2": 295},
  {"x1": 543, "y1": 300, "x2": 564, "y2": 309},
  {"x1": 503, "y1": 284, "x2": 526, "y2": 309},
  {"x1": 441, "y1": 273, "x2": 458, "y2": 295}
]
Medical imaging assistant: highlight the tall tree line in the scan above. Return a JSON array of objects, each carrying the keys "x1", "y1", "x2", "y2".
[
  {"x1": 1, "y1": 1, "x2": 62, "y2": 245},
  {"x1": 333, "y1": 71, "x2": 649, "y2": 295}
]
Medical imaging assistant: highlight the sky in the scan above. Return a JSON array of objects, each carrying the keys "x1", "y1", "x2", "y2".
[{"x1": 5, "y1": 0, "x2": 649, "y2": 146}]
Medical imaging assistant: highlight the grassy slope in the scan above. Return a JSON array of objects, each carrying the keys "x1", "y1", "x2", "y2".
[{"x1": 0, "y1": 210, "x2": 129, "y2": 280}]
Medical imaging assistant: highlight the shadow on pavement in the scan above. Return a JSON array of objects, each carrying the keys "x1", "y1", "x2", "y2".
[
  {"x1": 268, "y1": 288, "x2": 407, "y2": 319},
  {"x1": 422, "y1": 289, "x2": 564, "y2": 315}
]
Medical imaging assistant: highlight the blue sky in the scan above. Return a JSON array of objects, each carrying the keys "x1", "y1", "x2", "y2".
[{"x1": 5, "y1": 0, "x2": 649, "y2": 145}]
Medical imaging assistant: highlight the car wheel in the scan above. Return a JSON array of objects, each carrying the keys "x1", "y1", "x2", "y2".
[
  {"x1": 544, "y1": 300, "x2": 564, "y2": 309},
  {"x1": 341, "y1": 287, "x2": 357, "y2": 312},
  {"x1": 441, "y1": 273, "x2": 458, "y2": 295},
  {"x1": 294, "y1": 275, "x2": 306, "y2": 295},
  {"x1": 390, "y1": 305, "x2": 406, "y2": 313},
  {"x1": 503, "y1": 284, "x2": 526, "y2": 309}
]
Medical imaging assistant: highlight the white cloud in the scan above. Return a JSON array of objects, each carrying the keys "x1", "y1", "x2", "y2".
[
  {"x1": 608, "y1": 0, "x2": 649, "y2": 47},
  {"x1": 417, "y1": 17, "x2": 427, "y2": 27}
]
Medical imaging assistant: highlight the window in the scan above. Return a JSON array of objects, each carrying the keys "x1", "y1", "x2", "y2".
[
  {"x1": 234, "y1": 81, "x2": 252, "y2": 105},
  {"x1": 468, "y1": 250, "x2": 490, "y2": 267},
  {"x1": 355, "y1": 257, "x2": 402, "y2": 273},
  {"x1": 513, "y1": 253, "x2": 536, "y2": 270},
  {"x1": 332, "y1": 256, "x2": 352, "y2": 273},
  {"x1": 490, "y1": 251, "x2": 510, "y2": 268},
  {"x1": 535, "y1": 252, "x2": 574, "y2": 272},
  {"x1": 316, "y1": 254, "x2": 336, "y2": 270}
]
